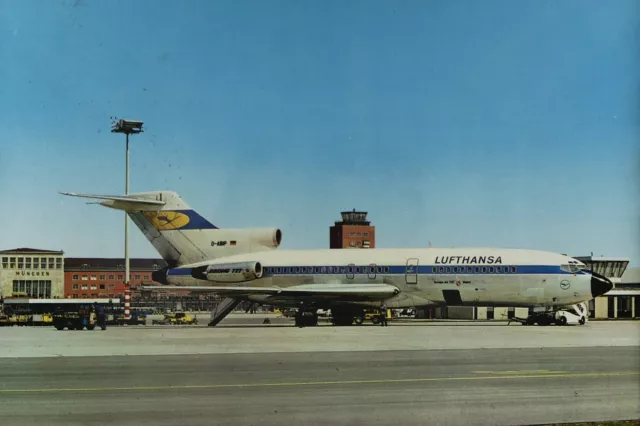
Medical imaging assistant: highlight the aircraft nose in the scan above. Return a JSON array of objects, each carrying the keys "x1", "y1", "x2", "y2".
[{"x1": 591, "y1": 271, "x2": 613, "y2": 298}]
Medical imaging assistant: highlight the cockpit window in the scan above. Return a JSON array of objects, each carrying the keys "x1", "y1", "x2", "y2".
[{"x1": 561, "y1": 264, "x2": 581, "y2": 273}]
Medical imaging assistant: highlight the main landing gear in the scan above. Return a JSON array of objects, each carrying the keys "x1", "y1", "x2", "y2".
[
  {"x1": 331, "y1": 307, "x2": 367, "y2": 326},
  {"x1": 294, "y1": 304, "x2": 319, "y2": 327}
]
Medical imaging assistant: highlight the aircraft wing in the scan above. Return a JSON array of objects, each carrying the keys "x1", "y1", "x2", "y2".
[{"x1": 140, "y1": 283, "x2": 399, "y2": 301}]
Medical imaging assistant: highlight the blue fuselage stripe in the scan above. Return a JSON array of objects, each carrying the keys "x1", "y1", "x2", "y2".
[{"x1": 168, "y1": 265, "x2": 587, "y2": 277}]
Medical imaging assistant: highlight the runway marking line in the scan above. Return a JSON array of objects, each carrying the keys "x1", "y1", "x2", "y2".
[
  {"x1": 472, "y1": 370, "x2": 565, "y2": 375},
  {"x1": 0, "y1": 371, "x2": 638, "y2": 394}
]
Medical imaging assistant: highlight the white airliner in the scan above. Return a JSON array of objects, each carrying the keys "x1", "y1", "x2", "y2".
[{"x1": 61, "y1": 190, "x2": 613, "y2": 327}]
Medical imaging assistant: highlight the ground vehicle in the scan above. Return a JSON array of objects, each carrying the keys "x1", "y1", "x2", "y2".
[
  {"x1": 109, "y1": 310, "x2": 147, "y2": 326},
  {"x1": 509, "y1": 303, "x2": 588, "y2": 326},
  {"x1": 353, "y1": 309, "x2": 392, "y2": 325},
  {"x1": 152, "y1": 312, "x2": 198, "y2": 325},
  {"x1": 52, "y1": 310, "x2": 96, "y2": 330},
  {"x1": 0, "y1": 313, "x2": 10, "y2": 326},
  {"x1": 280, "y1": 308, "x2": 297, "y2": 318},
  {"x1": 2, "y1": 298, "x2": 120, "y2": 330}
]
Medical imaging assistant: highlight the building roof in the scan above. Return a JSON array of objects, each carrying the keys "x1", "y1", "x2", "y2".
[
  {"x1": 64, "y1": 258, "x2": 167, "y2": 271},
  {"x1": 0, "y1": 248, "x2": 64, "y2": 254},
  {"x1": 573, "y1": 256, "x2": 630, "y2": 262},
  {"x1": 3, "y1": 298, "x2": 121, "y2": 305},
  {"x1": 621, "y1": 267, "x2": 640, "y2": 284}
]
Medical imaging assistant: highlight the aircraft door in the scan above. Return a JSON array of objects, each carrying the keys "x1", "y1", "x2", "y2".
[{"x1": 405, "y1": 258, "x2": 419, "y2": 285}]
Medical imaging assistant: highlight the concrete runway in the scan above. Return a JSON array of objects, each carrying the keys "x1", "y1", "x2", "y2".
[
  {"x1": 1, "y1": 321, "x2": 638, "y2": 425},
  {"x1": 2, "y1": 320, "x2": 638, "y2": 358},
  {"x1": 0, "y1": 347, "x2": 638, "y2": 426}
]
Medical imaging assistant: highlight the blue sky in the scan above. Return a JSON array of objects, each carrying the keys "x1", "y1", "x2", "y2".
[{"x1": 1, "y1": 0, "x2": 638, "y2": 265}]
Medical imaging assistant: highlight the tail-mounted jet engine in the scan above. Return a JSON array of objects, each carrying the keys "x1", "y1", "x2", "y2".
[{"x1": 190, "y1": 261, "x2": 264, "y2": 283}]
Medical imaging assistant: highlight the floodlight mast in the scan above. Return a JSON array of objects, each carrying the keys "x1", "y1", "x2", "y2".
[{"x1": 110, "y1": 118, "x2": 144, "y2": 321}]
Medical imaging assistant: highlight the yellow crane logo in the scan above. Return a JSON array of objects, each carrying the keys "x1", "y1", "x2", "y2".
[{"x1": 143, "y1": 211, "x2": 191, "y2": 230}]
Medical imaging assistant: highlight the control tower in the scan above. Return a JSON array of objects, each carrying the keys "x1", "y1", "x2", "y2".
[{"x1": 330, "y1": 209, "x2": 375, "y2": 249}]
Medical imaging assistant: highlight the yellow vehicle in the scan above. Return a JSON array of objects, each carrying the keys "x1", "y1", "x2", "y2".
[
  {"x1": 110, "y1": 311, "x2": 146, "y2": 326},
  {"x1": 354, "y1": 309, "x2": 392, "y2": 325},
  {"x1": 0, "y1": 314, "x2": 10, "y2": 326},
  {"x1": 152, "y1": 312, "x2": 198, "y2": 325}
]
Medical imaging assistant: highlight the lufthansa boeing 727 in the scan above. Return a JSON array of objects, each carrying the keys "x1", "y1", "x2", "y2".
[{"x1": 61, "y1": 190, "x2": 613, "y2": 327}]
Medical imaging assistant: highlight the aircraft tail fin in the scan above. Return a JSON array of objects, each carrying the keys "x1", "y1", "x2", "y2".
[{"x1": 61, "y1": 191, "x2": 282, "y2": 267}]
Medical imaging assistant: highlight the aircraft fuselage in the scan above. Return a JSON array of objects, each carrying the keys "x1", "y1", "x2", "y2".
[{"x1": 161, "y1": 247, "x2": 598, "y2": 309}]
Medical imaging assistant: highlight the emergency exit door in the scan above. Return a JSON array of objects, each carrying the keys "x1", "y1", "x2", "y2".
[{"x1": 405, "y1": 258, "x2": 419, "y2": 285}]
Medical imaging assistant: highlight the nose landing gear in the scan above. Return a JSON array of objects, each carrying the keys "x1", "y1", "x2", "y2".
[{"x1": 509, "y1": 303, "x2": 589, "y2": 326}]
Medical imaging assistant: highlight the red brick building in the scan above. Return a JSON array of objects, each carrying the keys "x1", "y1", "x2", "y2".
[
  {"x1": 64, "y1": 258, "x2": 167, "y2": 298},
  {"x1": 329, "y1": 209, "x2": 375, "y2": 249}
]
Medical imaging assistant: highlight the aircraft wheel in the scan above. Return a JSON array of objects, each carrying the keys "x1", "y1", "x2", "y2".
[
  {"x1": 557, "y1": 316, "x2": 567, "y2": 326},
  {"x1": 579, "y1": 317, "x2": 586, "y2": 325},
  {"x1": 354, "y1": 316, "x2": 364, "y2": 325}
]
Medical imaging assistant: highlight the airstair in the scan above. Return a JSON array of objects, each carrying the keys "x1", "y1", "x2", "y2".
[{"x1": 208, "y1": 297, "x2": 240, "y2": 326}]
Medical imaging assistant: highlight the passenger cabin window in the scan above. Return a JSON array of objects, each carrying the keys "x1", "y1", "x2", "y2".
[
  {"x1": 496, "y1": 266, "x2": 501, "y2": 273},
  {"x1": 511, "y1": 267, "x2": 517, "y2": 273},
  {"x1": 482, "y1": 267, "x2": 487, "y2": 273},
  {"x1": 489, "y1": 267, "x2": 494, "y2": 273}
]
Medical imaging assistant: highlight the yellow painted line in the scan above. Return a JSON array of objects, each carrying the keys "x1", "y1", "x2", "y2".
[
  {"x1": 0, "y1": 371, "x2": 638, "y2": 394},
  {"x1": 473, "y1": 370, "x2": 565, "y2": 375}
]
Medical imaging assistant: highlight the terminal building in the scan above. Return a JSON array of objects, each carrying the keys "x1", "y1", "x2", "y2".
[
  {"x1": 0, "y1": 248, "x2": 65, "y2": 299},
  {"x1": 330, "y1": 209, "x2": 375, "y2": 249},
  {"x1": 63, "y1": 257, "x2": 167, "y2": 298}
]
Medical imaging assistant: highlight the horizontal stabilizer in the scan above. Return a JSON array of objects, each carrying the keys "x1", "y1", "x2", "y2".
[{"x1": 60, "y1": 192, "x2": 165, "y2": 211}]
